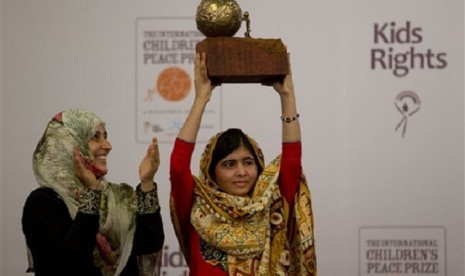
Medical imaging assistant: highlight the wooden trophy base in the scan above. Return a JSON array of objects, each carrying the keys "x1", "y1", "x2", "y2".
[{"x1": 196, "y1": 37, "x2": 289, "y2": 84}]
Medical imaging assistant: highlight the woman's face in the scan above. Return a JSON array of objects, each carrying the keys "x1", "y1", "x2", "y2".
[
  {"x1": 87, "y1": 124, "x2": 112, "y2": 177},
  {"x1": 213, "y1": 144, "x2": 258, "y2": 197}
]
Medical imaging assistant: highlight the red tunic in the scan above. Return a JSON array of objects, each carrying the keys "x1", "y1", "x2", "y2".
[{"x1": 170, "y1": 138, "x2": 302, "y2": 276}]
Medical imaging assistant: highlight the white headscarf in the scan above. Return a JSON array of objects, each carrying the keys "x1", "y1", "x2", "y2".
[{"x1": 33, "y1": 109, "x2": 138, "y2": 275}]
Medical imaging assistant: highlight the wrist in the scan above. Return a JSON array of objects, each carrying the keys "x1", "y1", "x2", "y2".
[
  {"x1": 193, "y1": 97, "x2": 210, "y2": 106},
  {"x1": 140, "y1": 181, "x2": 155, "y2": 192},
  {"x1": 86, "y1": 180, "x2": 100, "y2": 190},
  {"x1": 281, "y1": 113, "x2": 300, "y2": 123}
]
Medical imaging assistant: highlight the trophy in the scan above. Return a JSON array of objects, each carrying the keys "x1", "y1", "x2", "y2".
[{"x1": 195, "y1": 0, "x2": 289, "y2": 84}]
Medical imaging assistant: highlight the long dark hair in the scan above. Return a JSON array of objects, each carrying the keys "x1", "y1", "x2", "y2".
[{"x1": 208, "y1": 128, "x2": 263, "y2": 178}]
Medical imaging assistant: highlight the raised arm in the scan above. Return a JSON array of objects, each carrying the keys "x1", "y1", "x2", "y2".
[
  {"x1": 269, "y1": 55, "x2": 301, "y2": 142},
  {"x1": 177, "y1": 53, "x2": 215, "y2": 142},
  {"x1": 170, "y1": 53, "x2": 216, "y2": 242},
  {"x1": 266, "y1": 55, "x2": 302, "y2": 206}
]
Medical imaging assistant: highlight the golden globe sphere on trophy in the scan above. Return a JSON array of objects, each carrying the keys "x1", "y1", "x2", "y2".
[{"x1": 195, "y1": 0, "x2": 289, "y2": 84}]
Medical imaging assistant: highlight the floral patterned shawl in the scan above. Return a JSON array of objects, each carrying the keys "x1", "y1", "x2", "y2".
[
  {"x1": 32, "y1": 109, "x2": 160, "y2": 276},
  {"x1": 173, "y1": 130, "x2": 317, "y2": 275}
]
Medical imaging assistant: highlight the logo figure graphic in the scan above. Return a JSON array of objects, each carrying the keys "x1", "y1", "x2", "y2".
[{"x1": 395, "y1": 91, "x2": 421, "y2": 138}]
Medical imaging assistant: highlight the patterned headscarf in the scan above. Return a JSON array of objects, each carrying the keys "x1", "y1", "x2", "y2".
[
  {"x1": 32, "y1": 109, "x2": 150, "y2": 275},
  {"x1": 186, "y1": 130, "x2": 317, "y2": 275}
]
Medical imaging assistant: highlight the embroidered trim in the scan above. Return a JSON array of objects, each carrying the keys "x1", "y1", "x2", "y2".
[
  {"x1": 200, "y1": 237, "x2": 228, "y2": 271},
  {"x1": 78, "y1": 188, "x2": 102, "y2": 214},
  {"x1": 136, "y1": 183, "x2": 160, "y2": 214}
]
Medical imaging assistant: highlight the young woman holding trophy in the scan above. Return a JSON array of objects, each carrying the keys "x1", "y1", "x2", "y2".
[{"x1": 169, "y1": 52, "x2": 317, "y2": 275}]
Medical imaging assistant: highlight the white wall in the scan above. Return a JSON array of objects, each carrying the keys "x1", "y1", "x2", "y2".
[{"x1": 2, "y1": 0, "x2": 463, "y2": 275}]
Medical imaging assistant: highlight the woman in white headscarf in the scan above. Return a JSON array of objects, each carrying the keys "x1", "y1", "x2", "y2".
[{"x1": 22, "y1": 109, "x2": 164, "y2": 276}]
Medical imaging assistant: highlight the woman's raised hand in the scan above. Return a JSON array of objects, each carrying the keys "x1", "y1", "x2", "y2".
[
  {"x1": 177, "y1": 53, "x2": 217, "y2": 143},
  {"x1": 139, "y1": 137, "x2": 160, "y2": 191},
  {"x1": 73, "y1": 146, "x2": 100, "y2": 190},
  {"x1": 194, "y1": 52, "x2": 215, "y2": 103},
  {"x1": 263, "y1": 54, "x2": 301, "y2": 142}
]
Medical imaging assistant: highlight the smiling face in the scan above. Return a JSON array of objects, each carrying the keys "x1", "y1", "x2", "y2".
[
  {"x1": 87, "y1": 124, "x2": 112, "y2": 178},
  {"x1": 213, "y1": 144, "x2": 258, "y2": 197}
]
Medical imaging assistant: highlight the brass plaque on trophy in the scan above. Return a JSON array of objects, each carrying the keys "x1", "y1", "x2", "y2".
[{"x1": 195, "y1": 0, "x2": 289, "y2": 84}]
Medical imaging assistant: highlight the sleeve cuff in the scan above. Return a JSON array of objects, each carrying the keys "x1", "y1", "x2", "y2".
[
  {"x1": 78, "y1": 188, "x2": 102, "y2": 215},
  {"x1": 136, "y1": 183, "x2": 160, "y2": 214}
]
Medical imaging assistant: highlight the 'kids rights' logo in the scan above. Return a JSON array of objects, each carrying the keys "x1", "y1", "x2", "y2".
[{"x1": 370, "y1": 21, "x2": 447, "y2": 77}]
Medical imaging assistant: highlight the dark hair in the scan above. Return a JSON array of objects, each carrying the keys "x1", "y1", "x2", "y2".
[{"x1": 208, "y1": 128, "x2": 263, "y2": 178}]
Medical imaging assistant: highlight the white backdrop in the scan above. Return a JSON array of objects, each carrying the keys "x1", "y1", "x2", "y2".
[{"x1": 1, "y1": 0, "x2": 463, "y2": 275}]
